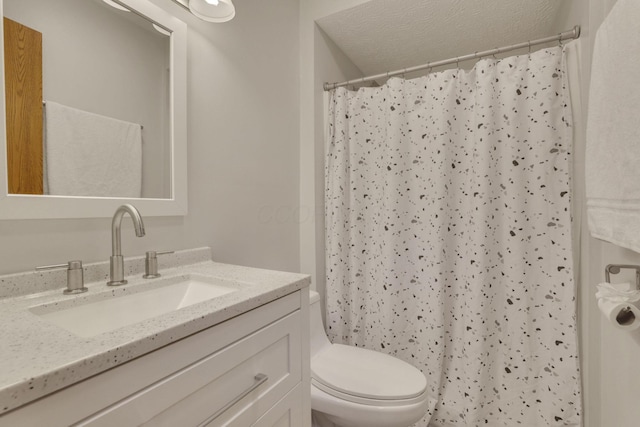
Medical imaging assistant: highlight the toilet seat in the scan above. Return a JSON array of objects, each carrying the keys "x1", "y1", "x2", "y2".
[{"x1": 311, "y1": 344, "x2": 427, "y2": 406}]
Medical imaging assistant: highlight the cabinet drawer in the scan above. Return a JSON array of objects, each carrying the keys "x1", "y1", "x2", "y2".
[
  {"x1": 81, "y1": 310, "x2": 301, "y2": 426},
  {"x1": 252, "y1": 383, "x2": 303, "y2": 427}
]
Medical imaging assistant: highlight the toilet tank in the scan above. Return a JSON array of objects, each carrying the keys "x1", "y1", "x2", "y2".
[{"x1": 309, "y1": 290, "x2": 332, "y2": 358}]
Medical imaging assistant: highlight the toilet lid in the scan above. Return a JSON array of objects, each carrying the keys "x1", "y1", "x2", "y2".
[{"x1": 311, "y1": 344, "x2": 427, "y2": 401}]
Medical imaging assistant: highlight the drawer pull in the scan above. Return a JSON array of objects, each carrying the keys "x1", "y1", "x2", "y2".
[{"x1": 199, "y1": 373, "x2": 269, "y2": 426}]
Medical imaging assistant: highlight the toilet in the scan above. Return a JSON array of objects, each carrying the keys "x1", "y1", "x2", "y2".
[{"x1": 309, "y1": 290, "x2": 429, "y2": 427}]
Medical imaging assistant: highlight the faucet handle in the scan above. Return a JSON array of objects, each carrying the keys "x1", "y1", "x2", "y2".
[
  {"x1": 36, "y1": 261, "x2": 87, "y2": 295},
  {"x1": 143, "y1": 251, "x2": 174, "y2": 279}
]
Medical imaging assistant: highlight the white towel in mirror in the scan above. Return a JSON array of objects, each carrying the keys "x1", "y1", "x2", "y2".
[{"x1": 44, "y1": 101, "x2": 142, "y2": 198}]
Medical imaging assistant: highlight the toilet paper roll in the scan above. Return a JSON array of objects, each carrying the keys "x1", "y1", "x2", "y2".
[{"x1": 598, "y1": 298, "x2": 640, "y2": 331}]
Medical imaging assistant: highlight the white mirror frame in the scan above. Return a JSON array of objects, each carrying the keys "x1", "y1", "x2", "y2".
[{"x1": 0, "y1": 0, "x2": 188, "y2": 219}]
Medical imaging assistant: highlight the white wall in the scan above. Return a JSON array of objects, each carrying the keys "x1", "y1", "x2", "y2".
[
  {"x1": 557, "y1": 1, "x2": 640, "y2": 425},
  {"x1": 584, "y1": 2, "x2": 640, "y2": 426},
  {"x1": 0, "y1": 0, "x2": 300, "y2": 276},
  {"x1": 298, "y1": 0, "x2": 368, "y2": 297}
]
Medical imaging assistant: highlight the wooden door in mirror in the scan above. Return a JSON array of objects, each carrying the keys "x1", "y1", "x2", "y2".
[{"x1": 3, "y1": 17, "x2": 42, "y2": 195}]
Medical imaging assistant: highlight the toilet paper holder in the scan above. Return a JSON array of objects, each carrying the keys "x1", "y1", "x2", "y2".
[
  {"x1": 604, "y1": 264, "x2": 640, "y2": 326},
  {"x1": 604, "y1": 264, "x2": 640, "y2": 289}
]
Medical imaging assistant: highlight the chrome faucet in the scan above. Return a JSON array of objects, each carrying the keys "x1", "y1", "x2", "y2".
[{"x1": 107, "y1": 204, "x2": 145, "y2": 286}]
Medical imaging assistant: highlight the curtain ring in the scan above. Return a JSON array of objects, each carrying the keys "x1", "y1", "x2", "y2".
[
  {"x1": 558, "y1": 32, "x2": 564, "y2": 47},
  {"x1": 456, "y1": 57, "x2": 460, "y2": 68},
  {"x1": 492, "y1": 49, "x2": 498, "y2": 60},
  {"x1": 402, "y1": 68, "x2": 407, "y2": 79},
  {"x1": 528, "y1": 40, "x2": 532, "y2": 54}
]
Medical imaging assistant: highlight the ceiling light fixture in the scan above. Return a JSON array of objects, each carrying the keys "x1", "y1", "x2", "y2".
[{"x1": 188, "y1": 0, "x2": 235, "y2": 23}]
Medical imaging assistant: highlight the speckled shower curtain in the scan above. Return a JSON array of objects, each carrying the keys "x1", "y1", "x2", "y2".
[{"x1": 324, "y1": 47, "x2": 581, "y2": 426}]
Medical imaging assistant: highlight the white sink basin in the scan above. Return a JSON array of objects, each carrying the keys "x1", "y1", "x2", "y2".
[{"x1": 30, "y1": 275, "x2": 241, "y2": 338}]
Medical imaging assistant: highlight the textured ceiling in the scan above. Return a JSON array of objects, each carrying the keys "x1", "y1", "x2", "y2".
[{"x1": 316, "y1": 0, "x2": 565, "y2": 78}]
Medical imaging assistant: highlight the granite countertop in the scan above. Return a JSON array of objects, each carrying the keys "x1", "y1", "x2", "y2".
[{"x1": 0, "y1": 248, "x2": 310, "y2": 415}]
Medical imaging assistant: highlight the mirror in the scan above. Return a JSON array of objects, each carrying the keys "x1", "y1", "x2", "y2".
[{"x1": 0, "y1": 0, "x2": 187, "y2": 218}]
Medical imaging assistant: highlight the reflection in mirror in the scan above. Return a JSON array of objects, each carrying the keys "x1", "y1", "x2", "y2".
[{"x1": 4, "y1": 0, "x2": 171, "y2": 199}]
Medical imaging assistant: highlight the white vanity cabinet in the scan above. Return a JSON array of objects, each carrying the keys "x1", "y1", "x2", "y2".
[{"x1": 1, "y1": 290, "x2": 310, "y2": 427}]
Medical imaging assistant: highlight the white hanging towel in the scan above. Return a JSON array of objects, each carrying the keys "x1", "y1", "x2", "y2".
[
  {"x1": 44, "y1": 101, "x2": 142, "y2": 198},
  {"x1": 586, "y1": 0, "x2": 640, "y2": 252}
]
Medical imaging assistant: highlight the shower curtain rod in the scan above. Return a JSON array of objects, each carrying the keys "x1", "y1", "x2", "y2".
[{"x1": 323, "y1": 25, "x2": 580, "y2": 91}]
